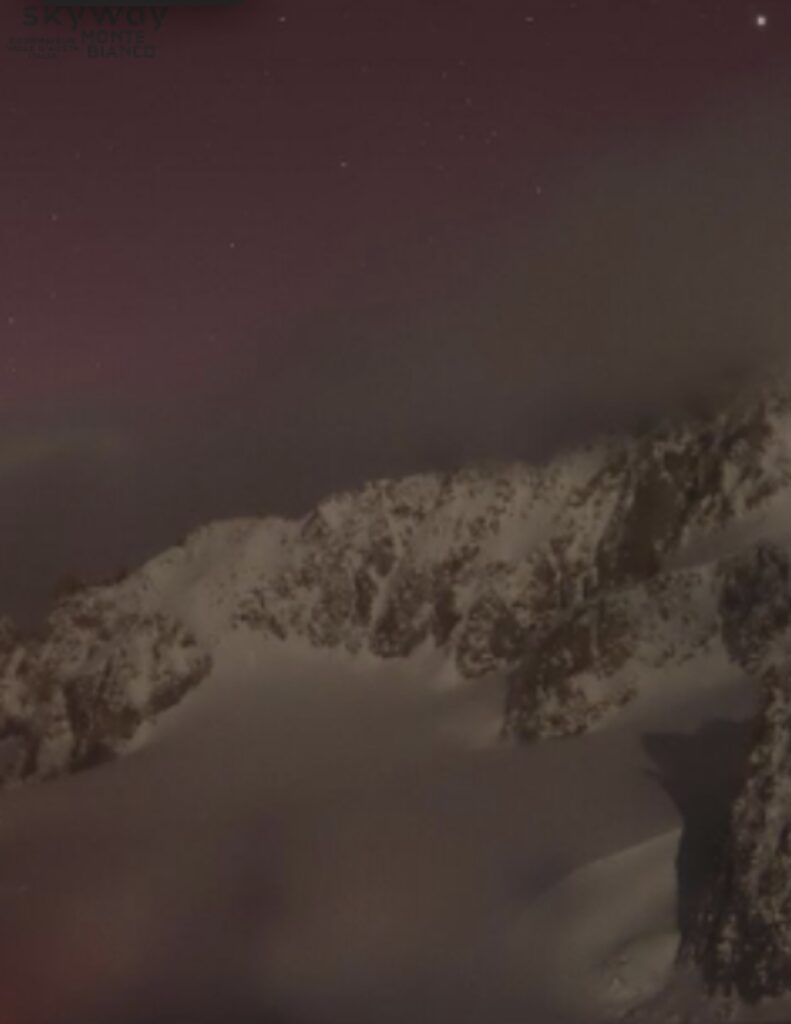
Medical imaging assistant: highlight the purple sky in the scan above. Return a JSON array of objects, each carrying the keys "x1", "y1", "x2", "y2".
[{"x1": 2, "y1": 0, "x2": 791, "y2": 621}]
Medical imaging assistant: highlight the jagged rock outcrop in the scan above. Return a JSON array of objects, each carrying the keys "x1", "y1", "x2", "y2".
[
  {"x1": 503, "y1": 594, "x2": 637, "y2": 739},
  {"x1": 0, "y1": 594, "x2": 211, "y2": 786},
  {"x1": 2, "y1": 375, "x2": 791, "y2": 791},
  {"x1": 683, "y1": 543, "x2": 791, "y2": 1001}
]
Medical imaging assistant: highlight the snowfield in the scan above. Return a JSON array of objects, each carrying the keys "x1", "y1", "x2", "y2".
[{"x1": 0, "y1": 634, "x2": 770, "y2": 1024}]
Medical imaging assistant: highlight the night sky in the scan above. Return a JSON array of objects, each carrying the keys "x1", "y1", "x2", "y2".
[{"x1": 2, "y1": 0, "x2": 791, "y2": 622}]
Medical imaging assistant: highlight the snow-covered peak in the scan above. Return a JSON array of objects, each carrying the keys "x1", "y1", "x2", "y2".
[{"x1": 1, "y1": 375, "x2": 791, "y2": 793}]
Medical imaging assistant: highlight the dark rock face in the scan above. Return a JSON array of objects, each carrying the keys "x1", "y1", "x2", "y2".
[
  {"x1": 503, "y1": 596, "x2": 636, "y2": 739},
  {"x1": 594, "y1": 392, "x2": 782, "y2": 587},
  {"x1": 684, "y1": 544, "x2": 791, "y2": 1001},
  {"x1": 0, "y1": 594, "x2": 211, "y2": 788},
  {"x1": 718, "y1": 544, "x2": 791, "y2": 675}
]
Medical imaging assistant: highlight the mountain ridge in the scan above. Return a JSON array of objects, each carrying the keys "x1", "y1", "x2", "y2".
[{"x1": 2, "y1": 373, "x2": 791, "y2": 792}]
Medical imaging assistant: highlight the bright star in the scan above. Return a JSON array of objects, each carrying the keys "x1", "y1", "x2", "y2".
[{"x1": 756, "y1": 13, "x2": 768, "y2": 28}]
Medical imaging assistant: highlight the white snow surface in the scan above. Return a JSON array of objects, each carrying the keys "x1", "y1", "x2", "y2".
[{"x1": 0, "y1": 634, "x2": 767, "y2": 1024}]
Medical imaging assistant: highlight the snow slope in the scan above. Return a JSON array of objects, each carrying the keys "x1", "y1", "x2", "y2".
[{"x1": 0, "y1": 638, "x2": 757, "y2": 1024}]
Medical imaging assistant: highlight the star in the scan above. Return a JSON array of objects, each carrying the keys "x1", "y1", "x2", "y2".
[{"x1": 755, "y1": 13, "x2": 768, "y2": 28}]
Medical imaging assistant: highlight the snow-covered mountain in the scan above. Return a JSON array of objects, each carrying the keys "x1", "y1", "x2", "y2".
[
  {"x1": 8, "y1": 374, "x2": 791, "y2": 1014},
  {"x1": 3, "y1": 373, "x2": 791, "y2": 797}
]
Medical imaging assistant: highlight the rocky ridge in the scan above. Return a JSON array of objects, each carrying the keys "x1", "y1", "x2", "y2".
[
  {"x1": 2, "y1": 377, "x2": 790, "y2": 794},
  {"x1": 683, "y1": 541, "x2": 791, "y2": 1001}
]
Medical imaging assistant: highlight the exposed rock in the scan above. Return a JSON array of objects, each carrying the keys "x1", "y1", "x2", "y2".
[
  {"x1": 503, "y1": 595, "x2": 637, "y2": 739},
  {"x1": 684, "y1": 544, "x2": 791, "y2": 1001},
  {"x1": 0, "y1": 594, "x2": 211, "y2": 787}
]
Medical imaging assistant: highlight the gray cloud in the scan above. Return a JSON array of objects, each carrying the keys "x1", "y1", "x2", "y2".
[
  {"x1": 211, "y1": 91, "x2": 791, "y2": 492},
  {"x1": 4, "y1": 92, "x2": 791, "y2": 624}
]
